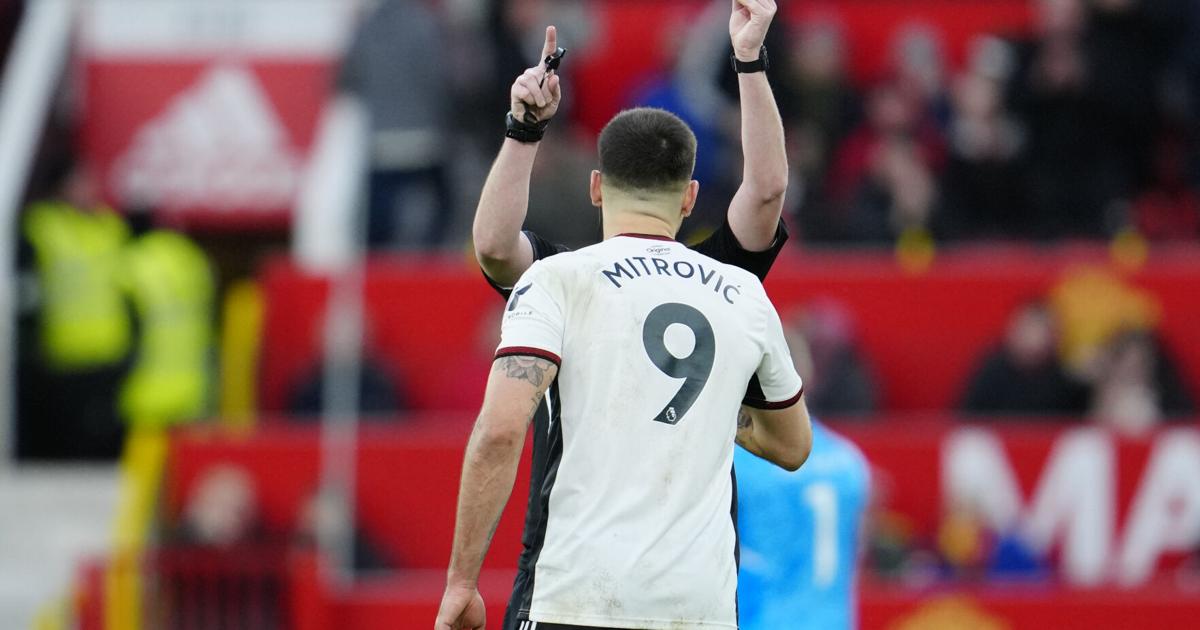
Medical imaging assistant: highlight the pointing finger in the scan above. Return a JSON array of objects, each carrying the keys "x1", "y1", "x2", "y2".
[{"x1": 540, "y1": 25, "x2": 557, "y2": 67}]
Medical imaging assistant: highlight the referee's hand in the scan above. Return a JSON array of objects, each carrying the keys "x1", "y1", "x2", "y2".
[
  {"x1": 511, "y1": 25, "x2": 563, "y2": 124},
  {"x1": 434, "y1": 583, "x2": 485, "y2": 630},
  {"x1": 730, "y1": 0, "x2": 777, "y2": 61}
]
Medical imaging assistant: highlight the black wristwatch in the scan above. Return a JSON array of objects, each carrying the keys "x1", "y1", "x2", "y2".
[
  {"x1": 505, "y1": 111, "x2": 551, "y2": 143},
  {"x1": 731, "y1": 45, "x2": 769, "y2": 74}
]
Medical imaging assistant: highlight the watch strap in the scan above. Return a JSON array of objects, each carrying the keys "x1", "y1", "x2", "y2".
[
  {"x1": 731, "y1": 45, "x2": 769, "y2": 74},
  {"x1": 505, "y1": 111, "x2": 551, "y2": 143}
]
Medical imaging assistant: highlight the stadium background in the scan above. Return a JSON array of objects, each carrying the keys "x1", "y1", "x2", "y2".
[{"x1": 1, "y1": 0, "x2": 1199, "y2": 628}]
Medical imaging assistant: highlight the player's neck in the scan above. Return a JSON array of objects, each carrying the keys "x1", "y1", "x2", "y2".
[{"x1": 602, "y1": 209, "x2": 678, "y2": 241}]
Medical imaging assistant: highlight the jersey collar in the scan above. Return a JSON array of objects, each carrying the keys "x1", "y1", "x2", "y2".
[{"x1": 616, "y1": 233, "x2": 676, "y2": 242}]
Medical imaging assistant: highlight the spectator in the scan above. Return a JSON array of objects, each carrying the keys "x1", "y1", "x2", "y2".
[
  {"x1": 827, "y1": 81, "x2": 943, "y2": 204},
  {"x1": 167, "y1": 464, "x2": 283, "y2": 629},
  {"x1": 17, "y1": 161, "x2": 130, "y2": 460},
  {"x1": 1049, "y1": 267, "x2": 1160, "y2": 380},
  {"x1": 1130, "y1": 135, "x2": 1200, "y2": 240},
  {"x1": 938, "y1": 38, "x2": 1033, "y2": 239},
  {"x1": 783, "y1": 301, "x2": 879, "y2": 416},
  {"x1": 843, "y1": 134, "x2": 940, "y2": 245},
  {"x1": 961, "y1": 301, "x2": 1089, "y2": 416},
  {"x1": 1089, "y1": 330, "x2": 1194, "y2": 435},
  {"x1": 890, "y1": 23, "x2": 953, "y2": 130},
  {"x1": 338, "y1": 0, "x2": 453, "y2": 248},
  {"x1": 627, "y1": 13, "x2": 734, "y2": 235},
  {"x1": 823, "y1": 80, "x2": 945, "y2": 243},
  {"x1": 1082, "y1": 0, "x2": 1181, "y2": 214},
  {"x1": 784, "y1": 18, "x2": 861, "y2": 241},
  {"x1": 1007, "y1": 0, "x2": 1109, "y2": 238},
  {"x1": 119, "y1": 210, "x2": 215, "y2": 428},
  {"x1": 175, "y1": 464, "x2": 262, "y2": 548}
]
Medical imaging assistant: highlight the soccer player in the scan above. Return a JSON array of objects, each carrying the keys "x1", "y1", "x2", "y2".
[
  {"x1": 436, "y1": 107, "x2": 812, "y2": 630},
  {"x1": 734, "y1": 417, "x2": 871, "y2": 630},
  {"x1": 471, "y1": 4, "x2": 791, "y2": 626}
]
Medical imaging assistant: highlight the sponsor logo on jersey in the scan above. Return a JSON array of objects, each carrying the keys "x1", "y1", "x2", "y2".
[{"x1": 508, "y1": 283, "x2": 532, "y2": 311}]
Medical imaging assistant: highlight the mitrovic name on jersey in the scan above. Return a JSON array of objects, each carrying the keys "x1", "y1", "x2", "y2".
[{"x1": 601, "y1": 256, "x2": 743, "y2": 304}]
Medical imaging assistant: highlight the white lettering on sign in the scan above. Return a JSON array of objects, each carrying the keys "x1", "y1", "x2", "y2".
[
  {"x1": 941, "y1": 427, "x2": 1200, "y2": 586},
  {"x1": 1117, "y1": 429, "x2": 1200, "y2": 585},
  {"x1": 1019, "y1": 429, "x2": 1114, "y2": 585},
  {"x1": 942, "y1": 428, "x2": 1024, "y2": 532}
]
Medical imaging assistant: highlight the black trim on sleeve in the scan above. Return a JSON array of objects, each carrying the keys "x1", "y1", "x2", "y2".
[
  {"x1": 742, "y1": 385, "x2": 804, "y2": 410},
  {"x1": 481, "y1": 230, "x2": 572, "y2": 299},
  {"x1": 689, "y1": 218, "x2": 789, "y2": 281},
  {"x1": 495, "y1": 346, "x2": 562, "y2": 366},
  {"x1": 526, "y1": 229, "x2": 572, "y2": 260}
]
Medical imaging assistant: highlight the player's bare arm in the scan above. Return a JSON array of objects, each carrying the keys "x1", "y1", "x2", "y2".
[
  {"x1": 435, "y1": 355, "x2": 559, "y2": 630},
  {"x1": 727, "y1": 0, "x2": 789, "y2": 251},
  {"x1": 736, "y1": 400, "x2": 813, "y2": 471},
  {"x1": 472, "y1": 26, "x2": 563, "y2": 289}
]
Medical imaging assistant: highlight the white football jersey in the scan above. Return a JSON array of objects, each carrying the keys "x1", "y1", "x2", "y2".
[{"x1": 496, "y1": 234, "x2": 804, "y2": 629}]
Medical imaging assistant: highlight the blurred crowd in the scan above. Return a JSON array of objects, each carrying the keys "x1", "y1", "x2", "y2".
[
  {"x1": 776, "y1": 261, "x2": 1195, "y2": 428},
  {"x1": 339, "y1": 0, "x2": 1200, "y2": 249},
  {"x1": 9, "y1": 0, "x2": 1197, "y2": 459},
  {"x1": 791, "y1": 0, "x2": 1200, "y2": 244},
  {"x1": 961, "y1": 269, "x2": 1194, "y2": 429}
]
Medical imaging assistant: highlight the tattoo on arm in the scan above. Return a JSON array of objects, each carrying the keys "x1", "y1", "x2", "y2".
[
  {"x1": 495, "y1": 355, "x2": 553, "y2": 387},
  {"x1": 738, "y1": 408, "x2": 753, "y2": 430},
  {"x1": 526, "y1": 390, "x2": 546, "y2": 420},
  {"x1": 735, "y1": 407, "x2": 757, "y2": 452}
]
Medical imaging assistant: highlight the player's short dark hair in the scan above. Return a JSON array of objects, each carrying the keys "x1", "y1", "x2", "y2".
[{"x1": 598, "y1": 108, "x2": 697, "y2": 193}]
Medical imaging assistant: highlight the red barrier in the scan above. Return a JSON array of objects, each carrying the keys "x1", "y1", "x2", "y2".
[
  {"x1": 259, "y1": 247, "x2": 1200, "y2": 415},
  {"x1": 859, "y1": 579, "x2": 1200, "y2": 629},
  {"x1": 164, "y1": 418, "x2": 1200, "y2": 629},
  {"x1": 169, "y1": 418, "x2": 1200, "y2": 582},
  {"x1": 166, "y1": 420, "x2": 531, "y2": 570}
]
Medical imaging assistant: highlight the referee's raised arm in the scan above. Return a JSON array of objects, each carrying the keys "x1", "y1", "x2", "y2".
[
  {"x1": 726, "y1": 0, "x2": 790, "y2": 252},
  {"x1": 472, "y1": 26, "x2": 563, "y2": 290}
]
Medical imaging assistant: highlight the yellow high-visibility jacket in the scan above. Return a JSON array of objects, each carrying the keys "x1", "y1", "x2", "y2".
[
  {"x1": 24, "y1": 202, "x2": 132, "y2": 370},
  {"x1": 120, "y1": 230, "x2": 214, "y2": 427}
]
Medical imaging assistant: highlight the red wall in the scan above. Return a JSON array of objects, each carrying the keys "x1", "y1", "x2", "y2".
[
  {"x1": 167, "y1": 419, "x2": 1200, "y2": 629},
  {"x1": 259, "y1": 247, "x2": 1200, "y2": 416},
  {"x1": 166, "y1": 419, "x2": 530, "y2": 570}
]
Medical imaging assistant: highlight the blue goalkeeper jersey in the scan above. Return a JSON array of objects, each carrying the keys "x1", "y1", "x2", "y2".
[{"x1": 736, "y1": 420, "x2": 870, "y2": 630}]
